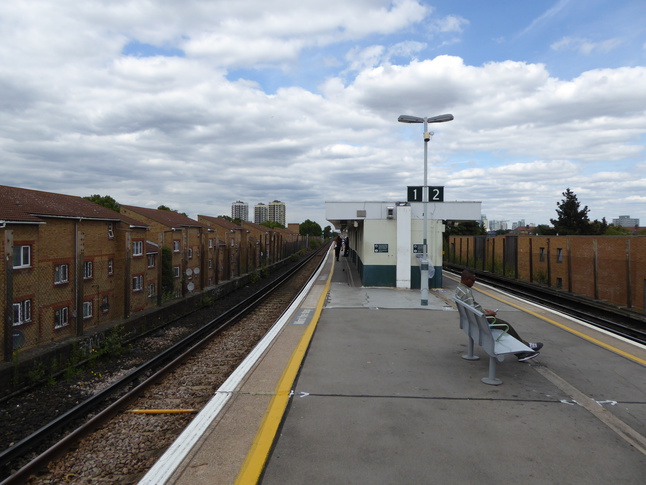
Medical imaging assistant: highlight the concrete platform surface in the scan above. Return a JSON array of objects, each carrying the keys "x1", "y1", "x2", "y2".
[
  {"x1": 260, "y1": 259, "x2": 646, "y2": 484},
  {"x1": 150, "y1": 252, "x2": 646, "y2": 484}
]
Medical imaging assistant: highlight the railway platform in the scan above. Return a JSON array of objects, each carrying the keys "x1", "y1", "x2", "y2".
[{"x1": 140, "y1": 249, "x2": 646, "y2": 484}]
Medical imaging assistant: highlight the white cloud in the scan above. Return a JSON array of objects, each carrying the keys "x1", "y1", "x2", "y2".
[
  {"x1": 0, "y1": 0, "x2": 644, "y2": 228},
  {"x1": 551, "y1": 36, "x2": 623, "y2": 55}
]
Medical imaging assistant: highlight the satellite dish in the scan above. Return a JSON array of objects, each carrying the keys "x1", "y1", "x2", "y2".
[
  {"x1": 193, "y1": 267, "x2": 200, "y2": 274},
  {"x1": 185, "y1": 268, "x2": 193, "y2": 276},
  {"x1": 187, "y1": 282, "x2": 195, "y2": 291}
]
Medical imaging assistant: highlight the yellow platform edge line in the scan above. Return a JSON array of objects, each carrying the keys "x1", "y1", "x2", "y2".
[
  {"x1": 477, "y1": 287, "x2": 646, "y2": 367},
  {"x1": 234, "y1": 257, "x2": 335, "y2": 485}
]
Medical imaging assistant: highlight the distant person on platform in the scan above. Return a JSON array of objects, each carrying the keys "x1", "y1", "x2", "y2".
[
  {"x1": 334, "y1": 235, "x2": 342, "y2": 261},
  {"x1": 344, "y1": 236, "x2": 350, "y2": 257},
  {"x1": 455, "y1": 268, "x2": 543, "y2": 362}
]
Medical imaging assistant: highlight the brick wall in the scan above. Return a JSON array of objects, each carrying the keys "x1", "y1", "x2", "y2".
[{"x1": 447, "y1": 235, "x2": 646, "y2": 311}]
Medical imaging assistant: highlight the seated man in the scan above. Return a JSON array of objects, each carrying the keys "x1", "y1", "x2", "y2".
[{"x1": 455, "y1": 268, "x2": 543, "y2": 362}]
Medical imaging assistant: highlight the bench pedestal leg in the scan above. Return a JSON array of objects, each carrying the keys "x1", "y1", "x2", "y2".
[
  {"x1": 462, "y1": 337, "x2": 480, "y2": 361},
  {"x1": 481, "y1": 356, "x2": 502, "y2": 386}
]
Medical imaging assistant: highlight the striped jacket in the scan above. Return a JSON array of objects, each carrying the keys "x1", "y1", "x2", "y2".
[{"x1": 455, "y1": 282, "x2": 484, "y2": 313}]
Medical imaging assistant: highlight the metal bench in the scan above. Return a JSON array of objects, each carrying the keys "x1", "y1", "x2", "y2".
[{"x1": 454, "y1": 298, "x2": 533, "y2": 385}]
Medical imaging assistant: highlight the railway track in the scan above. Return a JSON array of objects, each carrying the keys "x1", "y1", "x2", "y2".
[
  {"x1": 0, "y1": 246, "x2": 327, "y2": 484},
  {"x1": 444, "y1": 264, "x2": 646, "y2": 346}
]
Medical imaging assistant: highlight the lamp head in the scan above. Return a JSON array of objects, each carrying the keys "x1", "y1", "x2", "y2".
[{"x1": 398, "y1": 115, "x2": 424, "y2": 123}]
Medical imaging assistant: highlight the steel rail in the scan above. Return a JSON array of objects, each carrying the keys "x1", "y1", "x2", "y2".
[
  {"x1": 0, "y1": 245, "x2": 327, "y2": 484},
  {"x1": 444, "y1": 265, "x2": 646, "y2": 346}
]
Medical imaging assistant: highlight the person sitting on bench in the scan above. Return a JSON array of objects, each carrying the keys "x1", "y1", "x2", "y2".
[{"x1": 455, "y1": 268, "x2": 543, "y2": 362}]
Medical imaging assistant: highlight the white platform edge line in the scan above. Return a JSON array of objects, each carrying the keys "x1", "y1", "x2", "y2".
[{"x1": 138, "y1": 249, "x2": 331, "y2": 485}]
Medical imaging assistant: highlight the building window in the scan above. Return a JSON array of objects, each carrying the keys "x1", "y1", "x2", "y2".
[
  {"x1": 556, "y1": 248, "x2": 563, "y2": 263},
  {"x1": 108, "y1": 259, "x2": 114, "y2": 275},
  {"x1": 147, "y1": 254, "x2": 155, "y2": 268},
  {"x1": 83, "y1": 301, "x2": 93, "y2": 319},
  {"x1": 54, "y1": 307, "x2": 69, "y2": 329},
  {"x1": 13, "y1": 245, "x2": 31, "y2": 269},
  {"x1": 148, "y1": 283, "x2": 156, "y2": 298},
  {"x1": 133, "y1": 240, "x2": 143, "y2": 256},
  {"x1": 188, "y1": 247, "x2": 193, "y2": 259},
  {"x1": 108, "y1": 223, "x2": 114, "y2": 238},
  {"x1": 539, "y1": 247, "x2": 545, "y2": 262},
  {"x1": 54, "y1": 264, "x2": 69, "y2": 284},
  {"x1": 101, "y1": 296, "x2": 109, "y2": 313},
  {"x1": 556, "y1": 278, "x2": 563, "y2": 289},
  {"x1": 173, "y1": 266, "x2": 180, "y2": 278},
  {"x1": 173, "y1": 240, "x2": 180, "y2": 252},
  {"x1": 84, "y1": 261, "x2": 93, "y2": 280},
  {"x1": 13, "y1": 299, "x2": 31, "y2": 325},
  {"x1": 209, "y1": 239, "x2": 213, "y2": 249},
  {"x1": 133, "y1": 275, "x2": 143, "y2": 291},
  {"x1": 209, "y1": 259, "x2": 213, "y2": 269}
]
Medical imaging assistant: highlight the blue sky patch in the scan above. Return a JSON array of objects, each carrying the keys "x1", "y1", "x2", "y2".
[{"x1": 123, "y1": 40, "x2": 185, "y2": 58}]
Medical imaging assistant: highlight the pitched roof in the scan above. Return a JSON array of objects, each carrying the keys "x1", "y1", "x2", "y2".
[
  {"x1": 0, "y1": 185, "x2": 144, "y2": 225},
  {"x1": 198, "y1": 215, "x2": 243, "y2": 231},
  {"x1": 122, "y1": 205, "x2": 206, "y2": 229}
]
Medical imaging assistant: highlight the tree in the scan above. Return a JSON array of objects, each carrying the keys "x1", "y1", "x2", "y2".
[
  {"x1": 532, "y1": 224, "x2": 557, "y2": 235},
  {"x1": 323, "y1": 225, "x2": 333, "y2": 238},
  {"x1": 157, "y1": 205, "x2": 187, "y2": 217},
  {"x1": 84, "y1": 194, "x2": 120, "y2": 212},
  {"x1": 550, "y1": 188, "x2": 607, "y2": 235},
  {"x1": 605, "y1": 224, "x2": 630, "y2": 235},
  {"x1": 550, "y1": 188, "x2": 590, "y2": 235},
  {"x1": 445, "y1": 220, "x2": 487, "y2": 236},
  {"x1": 299, "y1": 219, "x2": 322, "y2": 237},
  {"x1": 260, "y1": 221, "x2": 285, "y2": 229}
]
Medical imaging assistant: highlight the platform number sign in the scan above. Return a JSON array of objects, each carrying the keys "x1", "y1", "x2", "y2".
[{"x1": 407, "y1": 186, "x2": 444, "y2": 202}]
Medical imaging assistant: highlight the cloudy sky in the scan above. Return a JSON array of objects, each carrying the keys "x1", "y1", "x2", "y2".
[{"x1": 2, "y1": 0, "x2": 645, "y2": 229}]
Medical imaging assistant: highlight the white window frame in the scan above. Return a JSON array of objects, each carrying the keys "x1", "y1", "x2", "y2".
[
  {"x1": 83, "y1": 301, "x2": 93, "y2": 319},
  {"x1": 173, "y1": 266, "x2": 180, "y2": 278},
  {"x1": 147, "y1": 254, "x2": 155, "y2": 268},
  {"x1": 55, "y1": 307, "x2": 69, "y2": 329},
  {"x1": 13, "y1": 299, "x2": 31, "y2": 325},
  {"x1": 133, "y1": 240, "x2": 143, "y2": 256},
  {"x1": 13, "y1": 245, "x2": 31, "y2": 269},
  {"x1": 148, "y1": 283, "x2": 155, "y2": 298},
  {"x1": 54, "y1": 264, "x2": 69, "y2": 284},
  {"x1": 83, "y1": 261, "x2": 93, "y2": 280},
  {"x1": 188, "y1": 247, "x2": 193, "y2": 259},
  {"x1": 108, "y1": 223, "x2": 114, "y2": 239},
  {"x1": 173, "y1": 240, "x2": 180, "y2": 252},
  {"x1": 108, "y1": 259, "x2": 114, "y2": 275},
  {"x1": 133, "y1": 275, "x2": 143, "y2": 291}
]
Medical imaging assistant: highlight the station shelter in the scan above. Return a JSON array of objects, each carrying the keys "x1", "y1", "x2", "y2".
[{"x1": 325, "y1": 199, "x2": 481, "y2": 289}]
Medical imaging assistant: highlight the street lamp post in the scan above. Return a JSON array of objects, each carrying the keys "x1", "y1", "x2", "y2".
[{"x1": 398, "y1": 113, "x2": 454, "y2": 306}]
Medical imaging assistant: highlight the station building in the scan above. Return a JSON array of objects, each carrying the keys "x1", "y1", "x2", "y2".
[{"x1": 326, "y1": 198, "x2": 480, "y2": 289}]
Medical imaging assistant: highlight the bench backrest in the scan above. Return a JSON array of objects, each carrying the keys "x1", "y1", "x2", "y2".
[{"x1": 454, "y1": 298, "x2": 497, "y2": 355}]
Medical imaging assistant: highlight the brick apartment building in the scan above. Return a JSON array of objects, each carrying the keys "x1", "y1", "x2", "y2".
[
  {"x1": 2, "y1": 186, "x2": 304, "y2": 362},
  {"x1": 1, "y1": 185, "x2": 153, "y2": 359},
  {"x1": 120, "y1": 205, "x2": 211, "y2": 298}
]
